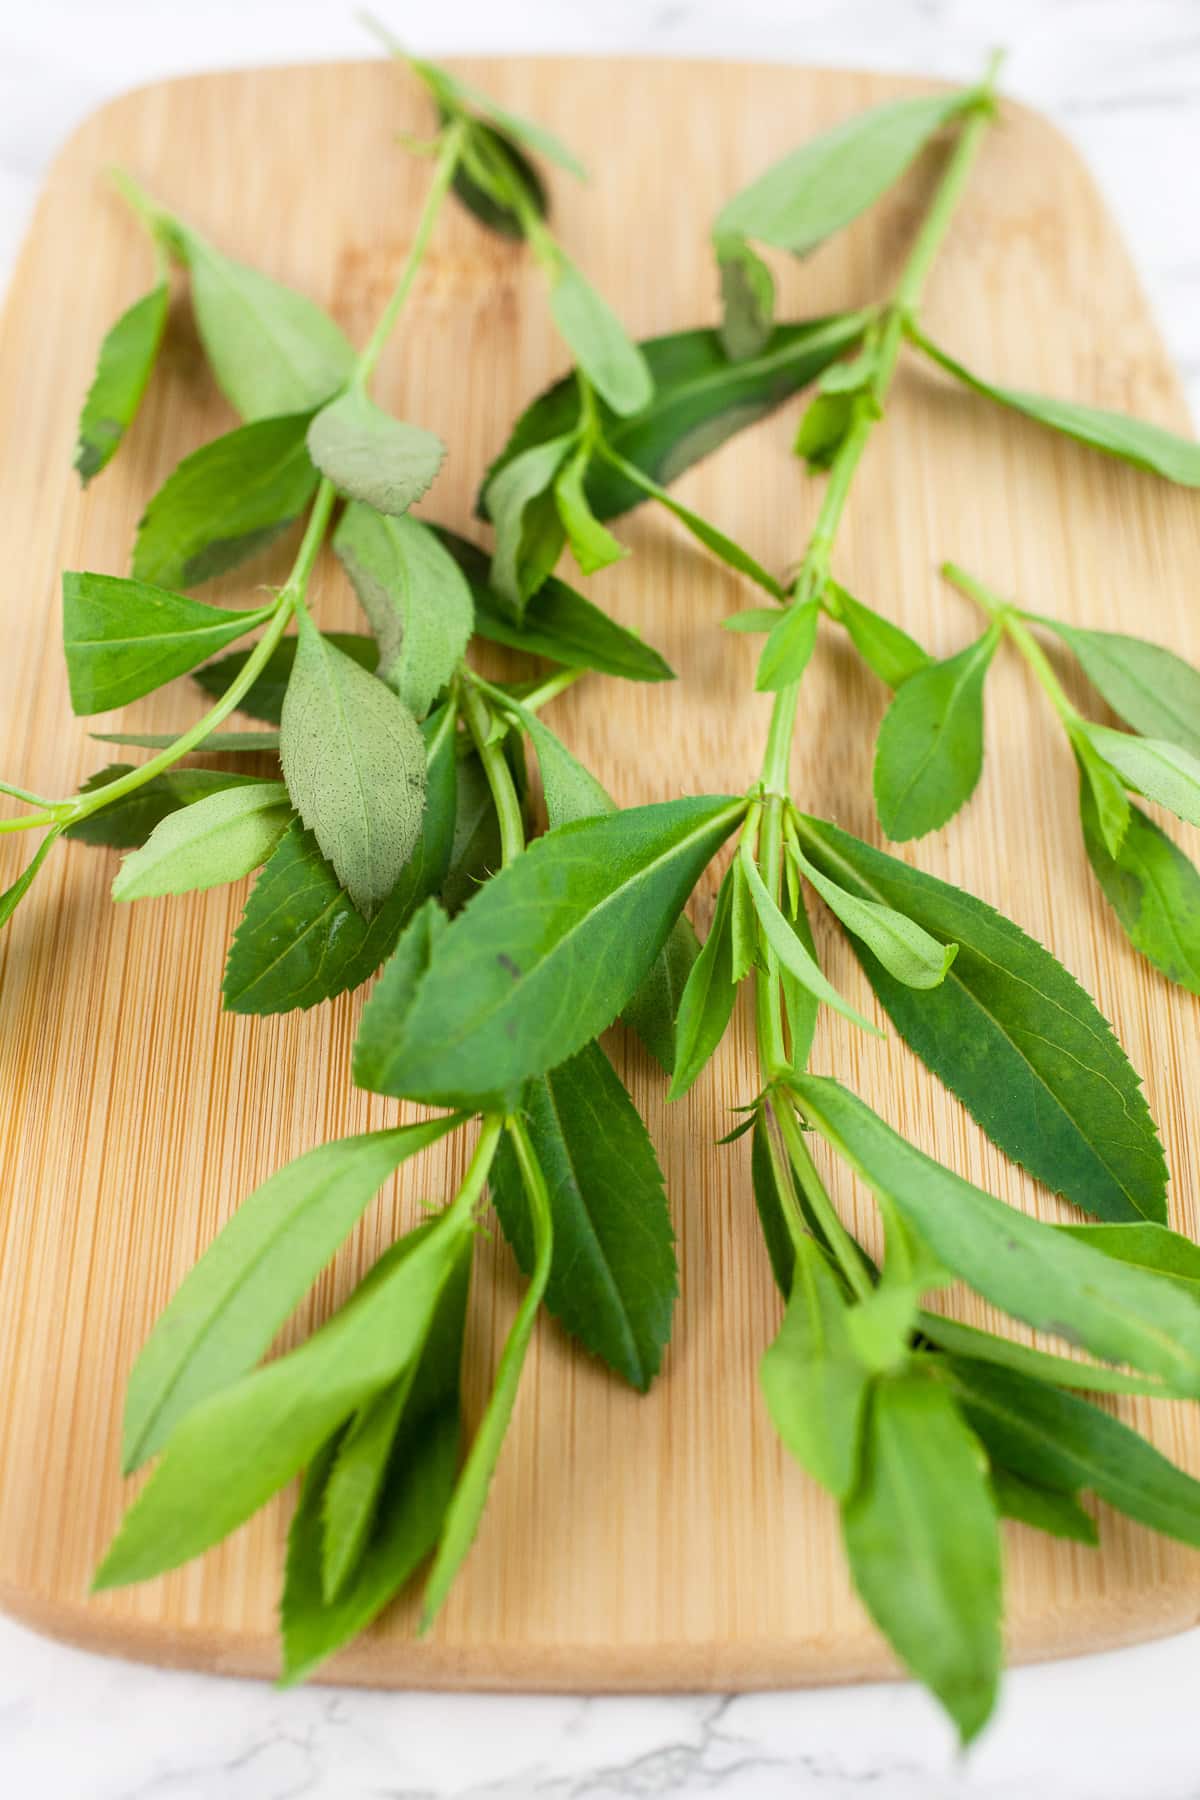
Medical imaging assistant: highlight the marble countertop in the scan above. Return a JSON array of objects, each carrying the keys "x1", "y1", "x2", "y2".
[{"x1": 3, "y1": 2, "x2": 1199, "y2": 1795}]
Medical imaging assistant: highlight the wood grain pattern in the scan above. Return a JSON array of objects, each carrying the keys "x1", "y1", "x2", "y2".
[{"x1": 1, "y1": 56, "x2": 1199, "y2": 1690}]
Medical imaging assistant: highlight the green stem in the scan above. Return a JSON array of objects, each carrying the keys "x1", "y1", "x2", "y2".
[
  {"x1": 355, "y1": 119, "x2": 466, "y2": 386},
  {"x1": 942, "y1": 560, "x2": 1082, "y2": 731},
  {"x1": 0, "y1": 779, "x2": 55, "y2": 809},
  {"x1": 447, "y1": 1112, "x2": 504, "y2": 1225},
  {"x1": 459, "y1": 677, "x2": 526, "y2": 868},
  {"x1": 0, "y1": 811, "x2": 55, "y2": 835},
  {"x1": 512, "y1": 667, "x2": 586, "y2": 713},
  {"x1": 771, "y1": 1093, "x2": 873, "y2": 1302}
]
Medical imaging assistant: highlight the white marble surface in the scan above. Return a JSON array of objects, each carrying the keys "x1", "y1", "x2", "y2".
[{"x1": 3, "y1": 2, "x2": 1200, "y2": 1794}]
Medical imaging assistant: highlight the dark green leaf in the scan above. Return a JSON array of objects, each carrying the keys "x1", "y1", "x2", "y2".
[
  {"x1": 63, "y1": 572, "x2": 273, "y2": 715},
  {"x1": 479, "y1": 315, "x2": 867, "y2": 521},
  {"x1": 193, "y1": 632, "x2": 378, "y2": 725},
  {"x1": 873, "y1": 628, "x2": 999, "y2": 840},
  {"x1": 989, "y1": 1466, "x2": 1098, "y2": 1545},
  {"x1": 64, "y1": 764, "x2": 260, "y2": 849},
  {"x1": 452, "y1": 118, "x2": 548, "y2": 239},
  {"x1": 223, "y1": 707, "x2": 458, "y2": 1014},
  {"x1": 795, "y1": 815, "x2": 1168, "y2": 1222},
  {"x1": 827, "y1": 581, "x2": 930, "y2": 688},
  {"x1": 354, "y1": 795, "x2": 745, "y2": 1109},
  {"x1": 749, "y1": 1109, "x2": 797, "y2": 1296},
  {"x1": 1035, "y1": 617, "x2": 1200, "y2": 759},
  {"x1": 792, "y1": 1076, "x2": 1200, "y2": 1387},
  {"x1": 121, "y1": 1115, "x2": 463, "y2": 1471},
  {"x1": 713, "y1": 91, "x2": 973, "y2": 258},
  {"x1": 715, "y1": 236, "x2": 776, "y2": 361},
  {"x1": 280, "y1": 611, "x2": 426, "y2": 913},
  {"x1": 1073, "y1": 733, "x2": 1131, "y2": 861},
  {"x1": 334, "y1": 505, "x2": 472, "y2": 718},
  {"x1": 75, "y1": 283, "x2": 168, "y2": 482},
  {"x1": 841, "y1": 1373, "x2": 1001, "y2": 1746},
  {"x1": 177, "y1": 225, "x2": 354, "y2": 420},
  {"x1": 760, "y1": 1234, "x2": 869, "y2": 1496},
  {"x1": 440, "y1": 749, "x2": 502, "y2": 913},
  {"x1": 93, "y1": 1207, "x2": 473, "y2": 1589},
  {"x1": 111, "y1": 781, "x2": 292, "y2": 901},
  {"x1": 280, "y1": 1241, "x2": 470, "y2": 1681},
  {"x1": 308, "y1": 388, "x2": 445, "y2": 515},
  {"x1": 484, "y1": 434, "x2": 574, "y2": 611},
  {"x1": 948, "y1": 1357, "x2": 1200, "y2": 1546},
  {"x1": 491, "y1": 1040, "x2": 676, "y2": 1389},
  {"x1": 548, "y1": 260, "x2": 653, "y2": 417},
  {"x1": 669, "y1": 866, "x2": 738, "y2": 1100},
  {"x1": 433, "y1": 527, "x2": 672, "y2": 682},
  {"x1": 132, "y1": 413, "x2": 318, "y2": 590},
  {"x1": 914, "y1": 330, "x2": 1200, "y2": 488}
]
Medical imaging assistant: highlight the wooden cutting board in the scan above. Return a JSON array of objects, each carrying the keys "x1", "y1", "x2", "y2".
[{"x1": 2, "y1": 55, "x2": 1199, "y2": 1691}]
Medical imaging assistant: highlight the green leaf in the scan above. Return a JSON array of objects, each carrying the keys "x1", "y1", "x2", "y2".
[
  {"x1": 132, "y1": 413, "x2": 319, "y2": 590},
  {"x1": 873, "y1": 628, "x2": 999, "y2": 839},
  {"x1": 714, "y1": 90, "x2": 972, "y2": 257},
  {"x1": 620, "y1": 912, "x2": 701, "y2": 1073},
  {"x1": 729, "y1": 855, "x2": 760, "y2": 984},
  {"x1": 547, "y1": 260, "x2": 653, "y2": 417},
  {"x1": 1081, "y1": 723, "x2": 1200, "y2": 827},
  {"x1": 756, "y1": 596, "x2": 821, "y2": 690},
  {"x1": 440, "y1": 750, "x2": 502, "y2": 913},
  {"x1": 1034, "y1": 618, "x2": 1200, "y2": 759},
  {"x1": 496, "y1": 691, "x2": 612, "y2": 829},
  {"x1": 308, "y1": 388, "x2": 445, "y2": 515},
  {"x1": 223, "y1": 706, "x2": 458, "y2": 1014},
  {"x1": 1073, "y1": 733, "x2": 1131, "y2": 860},
  {"x1": 599, "y1": 446, "x2": 785, "y2": 599},
  {"x1": 794, "y1": 816, "x2": 1168, "y2": 1222},
  {"x1": 121, "y1": 1115, "x2": 463, "y2": 1471},
  {"x1": 749, "y1": 1109, "x2": 797, "y2": 1295},
  {"x1": 479, "y1": 314, "x2": 867, "y2": 521},
  {"x1": 62, "y1": 572, "x2": 273, "y2": 715},
  {"x1": 334, "y1": 505, "x2": 472, "y2": 719},
  {"x1": 740, "y1": 843, "x2": 882, "y2": 1035},
  {"x1": 483, "y1": 434, "x2": 574, "y2": 611},
  {"x1": 777, "y1": 878, "x2": 821, "y2": 1073},
  {"x1": 721, "y1": 608, "x2": 783, "y2": 634},
  {"x1": 92, "y1": 729, "x2": 280, "y2": 753},
  {"x1": 320, "y1": 1374, "x2": 418, "y2": 1602},
  {"x1": 65, "y1": 765, "x2": 260, "y2": 849},
  {"x1": 914, "y1": 329, "x2": 1200, "y2": 488},
  {"x1": 433, "y1": 527, "x2": 671, "y2": 682},
  {"x1": 761, "y1": 1235, "x2": 870, "y2": 1497},
  {"x1": 193, "y1": 632, "x2": 378, "y2": 725},
  {"x1": 841, "y1": 1374, "x2": 1001, "y2": 1746},
  {"x1": 354, "y1": 795, "x2": 745, "y2": 1109},
  {"x1": 280, "y1": 1239, "x2": 470, "y2": 1681},
  {"x1": 0, "y1": 830, "x2": 59, "y2": 929},
  {"x1": 917, "y1": 1310, "x2": 1184, "y2": 1400},
  {"x1": 553, "y1": 443, "x2": 627, "y2": 575},
  {"x1": 669, "y1": 866, "x2": 738, "y2": 1099},
  {"x1": 94, "y1": 1207, "x2": 473, "y2": 1589},
  {"x1": 111, "y1": 781, "x2": 292, "y2": 901},
  {"x1": 421, "y1": 1121, "x2": 554, "y2": 1625},
  {"x1": 715, "y1": 236, "x2": 776, "y2": 362},
  {"x1": 826, "y1": 581, "x2": 931, "y2": 689},
  {"x1": 788, "y1": 840, "x2": 957, "y2": 989},
  {"x1": 792, "y1": 1076, "x2": 1200, "y2": 1387},
  {"x1": 410, "y1": 56, "x2": 587, "y2": 180},
  {"x1": 452, "y1": 118, "x2": 548, "y2": 239},
  {"x1": 490, "y1": 1040, "x2": 676, "y2": 1390},
  {"x1": 177, "y1": 225, "x2": 354, "y2": 420},
  {"x1": 75, "y1": 284, "x2": 168, "y2": 482},
  {"x1": 280, "y1": 611, "x2": 427, "y2": 913},
  {"x1": 793, "y1": 389, "x2": 862, "y2": 470},
  {"x1": 989, "y1": 1466, "x2": 1098, "y2": 1545},
  {"x1": 948, "y1": 1357, "x2": 1200, "y2": 1546},
  {"x1": 1054, "y1": 1221, "x2": 1200, "y2": 1292}
]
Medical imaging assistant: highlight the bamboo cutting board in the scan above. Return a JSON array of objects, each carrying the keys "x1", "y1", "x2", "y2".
[{"x1": 1, "y1": 56, "x2": 1199, "y2": 1690}]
